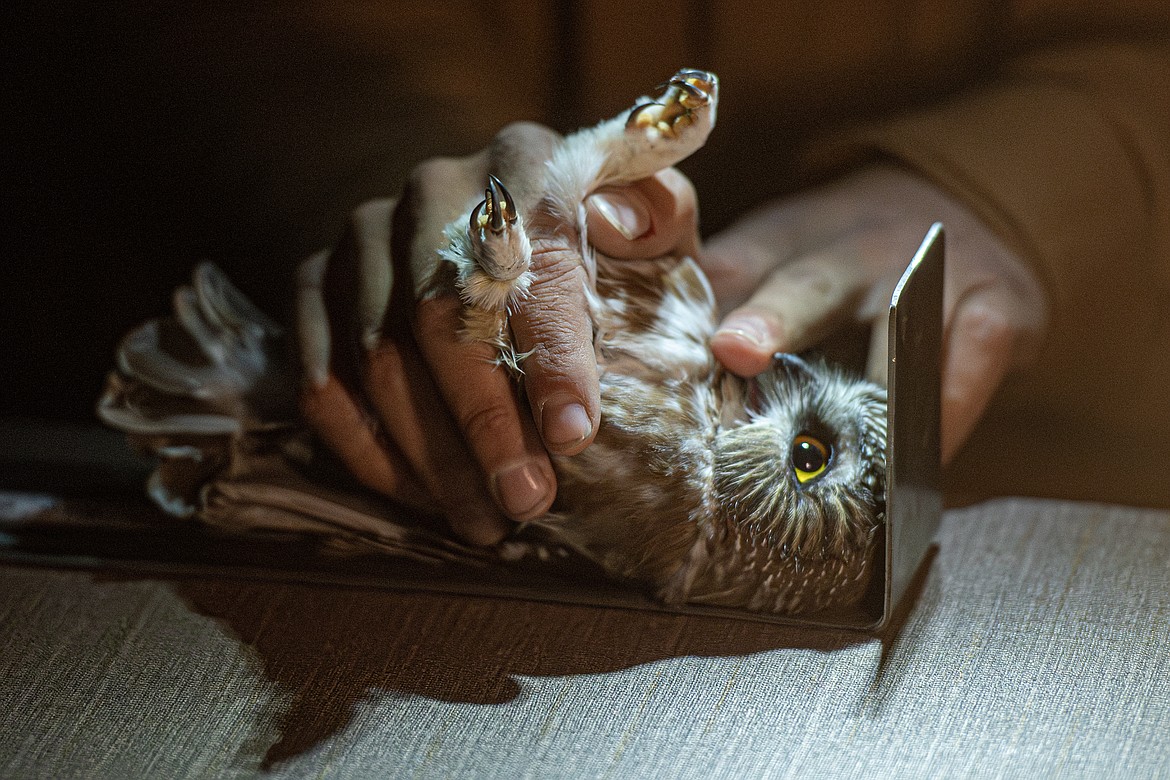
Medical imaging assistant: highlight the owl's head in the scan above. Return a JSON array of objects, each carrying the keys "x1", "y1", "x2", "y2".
[{"x1": 699, "y1": 354, "x2": 887, "y2": 612}]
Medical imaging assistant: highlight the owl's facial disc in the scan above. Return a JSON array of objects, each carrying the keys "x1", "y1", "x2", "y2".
[
  {"x1": 771, "y1": 352, "x2": 815, "y2": 381},
  {"x1": 717, "y1": 354, "x2": 817, "y2": 430},
  {"x1": 723, "y1": 353, "x2": 858, "y2": 489}
]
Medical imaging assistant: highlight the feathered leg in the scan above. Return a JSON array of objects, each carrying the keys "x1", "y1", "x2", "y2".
[{"x1": 441, "y1": 69, "x2": 719, "y2": 370}]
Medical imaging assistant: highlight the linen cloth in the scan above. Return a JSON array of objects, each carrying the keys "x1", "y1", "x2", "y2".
[{"x1": 2, "y1": 496, "x2": 1167, "y2": 778}]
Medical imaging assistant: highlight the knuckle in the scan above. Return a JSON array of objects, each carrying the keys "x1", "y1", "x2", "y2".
[
  {"x1": 495, "y1": 120, "x2": 560, "y2": 147},
  {"x1": 959, "y1": 298, "x2": 1015, "y2": 347},
  {"x1": 528, "y1": 245, "x2": 585, "y2": 288},
  {"x1": 516, "y1": 297, "x2": 590, "y2": 372},
  {"x1": 525, "y1": 317, "x2": 581, "y2": 360},
  {"x1": 407, "y1": 155, "x2": 474, "y2": 203},
  {"x1": 529, "y1": 347, "x2": 582, "y2": 390},
  {"x1": 349, "y1": 197, "x2": 395, "y2": 232},
  {"x1": 524, "y1": 339, "x2": 596, "y2": 407},
  {"x1": 457, "y1": 401, "x2": 517, "y2": 450}
]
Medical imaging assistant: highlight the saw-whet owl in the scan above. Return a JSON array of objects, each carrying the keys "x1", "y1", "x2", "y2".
[{"x1": 100, "y1": 69, "x2": 888, "y2": 617}]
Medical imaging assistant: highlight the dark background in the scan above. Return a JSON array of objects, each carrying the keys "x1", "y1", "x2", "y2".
[
  {"x1": 6, "y1": 0, "x2": 1023, "y2": 426},
  {"x1": 4, "y1": 1, "x2": 1169, "y2": 507}
]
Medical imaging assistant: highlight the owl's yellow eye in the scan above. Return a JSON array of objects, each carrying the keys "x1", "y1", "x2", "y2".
[{"x1": 791, "y1": 435, "x2": 830, "y2": 484}]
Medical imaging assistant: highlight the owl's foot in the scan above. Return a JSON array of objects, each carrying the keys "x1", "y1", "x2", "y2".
[
  {"x1": 442, "y1": 67, "x2": 718, "y2": 370},
  {"x1": 460, "y1": 305, "x2": 530, "y2": 375},
  {"x1": 442, "y1": 174, "x2": 535, "y2": 319},
  {"x1": 549, "y1": 68, "x2": 718, "y2": 189},
  {"x1": 435, "y1": 174, "x2": 534, "y2": 375},
  {"x1": 468, "y1": 175, "x2": 529, "y2": 285},
  {"x1": 626, "y1": 69, "x2": 718, "y2": 139}
]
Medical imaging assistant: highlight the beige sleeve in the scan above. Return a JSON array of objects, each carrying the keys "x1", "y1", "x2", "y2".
[{"x1": 852, "y1": 40, "x2": 1170, "y2": 332}]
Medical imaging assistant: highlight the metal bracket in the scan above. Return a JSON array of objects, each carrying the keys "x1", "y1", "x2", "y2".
[{"x1": 877, "y1": 223, "x2": 945, "y2": 629}]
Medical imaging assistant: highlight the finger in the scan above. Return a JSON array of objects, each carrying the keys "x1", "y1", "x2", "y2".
[
  {"x1": 349, "y1": 197, "x2": 397, "y2": 350},
  {"x1": 700, "y1": 226, "x2": 800, "y2": 315},
  {"x1": 362, "y1": 336, "x2": 514, "y2": 544},
  {"x1": 299, "y1": 375, "x2": 430, "y2": 508},
  {"x1": 312, "y1": 197, "x2": 400, "y2": 391},
  {"x1": 414, "y1": 295, "x2": 558, "y2": 522},
  {"x1": 511, "y1": 212, "x2": 600, "y2": 456},
  {"x1": 584, "y1": 168, "x2": 700, "y2": 260},
  {"x1": 710, "y1": 248, "x2": 869, "y2": 376},
  {"x1": 940, "y1": 287, "x2": 1019, "y2": 464},
  {"x1": 695, "y1": 164, "x2": 918, "y2": 312},
  {"x1": 295, "y1": 249, "x2": 332, "y2": 389},
  {"x1": 514, "y1": 168, "x2": 695, "y2": 454}
]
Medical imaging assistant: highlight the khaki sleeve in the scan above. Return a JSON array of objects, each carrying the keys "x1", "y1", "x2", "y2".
[{"x1": 846, "y1": 40, "x2": 1170, "y2": 358}]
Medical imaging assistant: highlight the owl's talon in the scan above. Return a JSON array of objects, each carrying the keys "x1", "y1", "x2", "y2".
[
  {"x1": 468, "y1": 199, "x2": 488, "y2": 235},
  {"x1": 669, "y1": 78, "x2": 708, "y2": 103},
  {"x1": 449, "y1": 173, "x2": 534, "y2": 317},
  {"x1": 626, "y1": 101, "x2": 665, "y2": 129},
  {"x1": 471, "y1": 175, "x2": 518, "y2": 236},
  {"x1": 451, "y1": 68, "x2": 717, "y2": 347},
  {"x1": 673, "y1": 71, "x2": 717, "y2": 94},
  {"x1": 486, "y1": 174, "x2": 516, "y2": 233},
  {"x1": 625, "y1": 68, "x2": 717, "y2": 139}
]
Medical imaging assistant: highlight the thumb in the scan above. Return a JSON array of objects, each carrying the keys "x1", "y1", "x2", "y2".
[
  {"x1": 711, "y1": 247, "x2": 870, "y2": 376},
  {"x1": 584, "y1": 168, "x2": 699, "y2": 260}
]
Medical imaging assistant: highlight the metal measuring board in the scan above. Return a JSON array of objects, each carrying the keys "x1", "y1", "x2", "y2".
[{"x1": 873, "y1": 222, "x2": 945, "y2": 629}]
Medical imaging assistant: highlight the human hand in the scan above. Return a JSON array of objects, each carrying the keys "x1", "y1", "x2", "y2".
[
  {"x1": 587, "y1": 163, "x2": 1050, "y2": 464},
  {"x1": 294, "y1": 122, "x2": 700, "y2": 544}
]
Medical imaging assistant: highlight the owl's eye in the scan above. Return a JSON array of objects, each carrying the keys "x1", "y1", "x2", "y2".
[{"x1": 791, "y1": 434, "x2": 830, "y2": 484}]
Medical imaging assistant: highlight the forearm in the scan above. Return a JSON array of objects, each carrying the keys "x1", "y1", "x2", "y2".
[{"x1": 840, "y1": 39, "x2": 1169, "y2": 365}]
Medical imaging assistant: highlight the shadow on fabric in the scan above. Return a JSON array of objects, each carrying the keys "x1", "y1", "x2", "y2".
[{"x1": 168, "y1": 578, "x2": 875, "y2": 768}]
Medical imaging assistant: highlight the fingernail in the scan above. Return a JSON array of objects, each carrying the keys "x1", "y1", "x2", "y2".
[
  {"x1": 715, "y1": 314, "x2": 775, "y2": 348},
  {"x1": 492, "y1": 461, "x2": 550, "y2": 520},
  {"x1": 541, "y1": 400, "x2": 593, "y2": 452},
  {"x1": 455, "y1": 510, "x2": 512, "y2": 546},
  {"x1": 587, "y1": 192, "x2": 649, "y2": 241}
]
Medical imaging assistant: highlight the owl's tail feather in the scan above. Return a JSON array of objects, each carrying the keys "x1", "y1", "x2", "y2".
[
  {"x1": 99, "y1": 263, "x2": 294, "y2": 439},
  {"x1": 97, "y1": 263, "x2": 494, "y2": 565}
]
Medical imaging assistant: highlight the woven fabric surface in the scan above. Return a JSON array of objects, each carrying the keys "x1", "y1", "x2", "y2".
[{"x1": 2, "y1": 497, "x2": 1168, "y2": 779}]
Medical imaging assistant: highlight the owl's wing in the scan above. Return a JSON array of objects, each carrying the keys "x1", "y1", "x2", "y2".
[{"x1": 97, "y1": 264, "x2": 497, "y2": 566}]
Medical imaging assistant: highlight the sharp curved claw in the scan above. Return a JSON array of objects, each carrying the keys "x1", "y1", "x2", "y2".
[
  {"x1": 674, "y1": 68, "x2": 717, "y2": 85},
  {"x1": 469, "y1": 199, "x2": 488, "y2": 234},
  {"x1": 668, "y1": 79, "x2": 708, "y2": 102},
  {"x1": 626, "y1": 101, "x2": 663, "y2": 128},
  {"x1": 485, "y1": 188, "x2": 504, "y2": 233},
  {"x1": 486, "y1": 175, "x2": 517, "y2": 231}
]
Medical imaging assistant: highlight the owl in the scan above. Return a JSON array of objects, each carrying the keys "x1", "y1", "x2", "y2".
[{"x1": 100, "y1": 70, "x2": 888, "y2": 617}]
